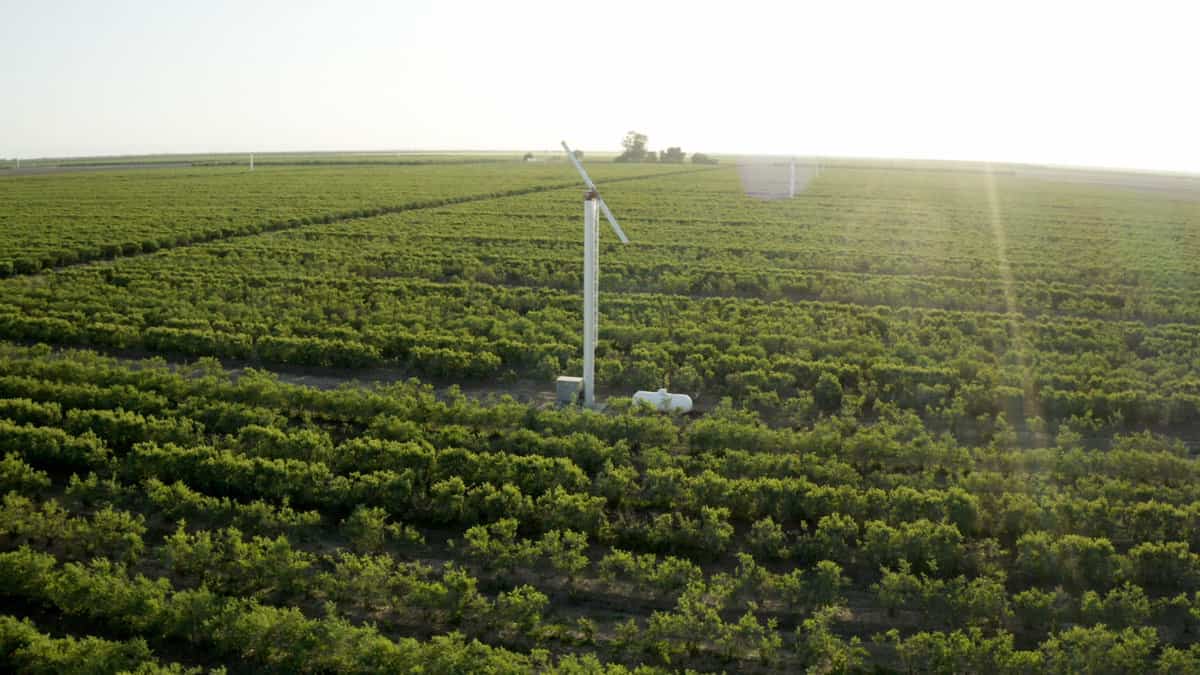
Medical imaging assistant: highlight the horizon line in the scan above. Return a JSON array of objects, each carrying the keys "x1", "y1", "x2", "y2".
[{"x1": 4, "y1": 148, "x2": 1198, "y2": 179}]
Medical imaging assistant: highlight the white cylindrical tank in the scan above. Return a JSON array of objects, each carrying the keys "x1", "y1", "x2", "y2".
[{"x1": 633, "y1": 388, "x2": 693, "y2": 413}]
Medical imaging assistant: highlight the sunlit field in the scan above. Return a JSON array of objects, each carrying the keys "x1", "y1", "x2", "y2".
[{"x1": 2, "y1": 155, "x2": 1200, "y2": 672}]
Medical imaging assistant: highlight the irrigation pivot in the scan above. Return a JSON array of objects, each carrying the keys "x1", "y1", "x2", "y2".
[{"x1": 561, "y1": 141, "x2": 629, "y2": 407}]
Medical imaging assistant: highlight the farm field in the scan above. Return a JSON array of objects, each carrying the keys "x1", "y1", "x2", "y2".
[
  {"x1": 0, "y1": 161, "x2": 683, "y2": 276},
  {"x1": 0, "y1": 150, "x2": 539, "y2": 171},
  {"x1": 3, "y1": 157, "x2": 1200, "y2": 672}
]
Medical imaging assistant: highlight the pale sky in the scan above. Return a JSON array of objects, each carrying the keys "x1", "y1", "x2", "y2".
[{"x1": 3, "y1": 0, "x2": 1198, "y2": 172}]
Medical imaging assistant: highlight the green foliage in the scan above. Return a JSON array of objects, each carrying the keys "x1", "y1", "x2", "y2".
[
  {"x1": 717, "y1": 608, "x2": 780, "y2": 664},
  {"x1": 0, "y1": 452, "x2": 51, "y2": 493},
  {"x1": 660, "y1": 147, "x2": 686, "y2": 164},
  {"x1": 795, "y1": 605, "x2": 866, "y2": 674},
  {"x1": 2, "y1": 155, "x2": 1200, "y2": 671},
  {"x1": 1124, "y1": 540, "x2": 1200, "y2": 592},
  {"x1": 162, "y1": 524, "x2": 313, "y2": 599},
  {"x1": 747, "y1": 516, "x2": 790, "y2": 559},
  {"x1": 1039, "y1": 625, "x2": 1158, "y2": 674},
  {"x1": 0, "y1": 615, "x2": 215, "y2": 675},
  {"x1": 1079, "y1": 583, "x2": 1152, "y2": 629},
  {"x1": 1156, "y1": 645, "x2": 1200, "y2": 673},
  {"x1": 616, "y1": 131, "x2": 648, "y2": 162},
  {"x1": 598, "y1": 548, "x2": 703, "y2": 598},
  {"x1": 1015, "y1": 532, "x2": 1119, "y2": 590},
  {"x1": 863, "y1": 518, "x2": 965, "y2": 576},
  {"x1": 813, "y1": 372, "x2": 844, "y2": 414},
  {"x1": 462, "y1": 518, "x2": 535, "y2": 574},
  {"x1": 1012, "y1": 587, "x2": 1072, "y2": 633},
  {"x1": 0, "y1": 495, "x2": 145, "y2": 562},
  {"x1": 810, "y1": 513, "x2": 858, "y2": 563},
  {"x1": 493, "y1": 584, "x2": 549, "y2": 635},
  {"x1": 641, "y1": 506, "x2": 734, "y2": 558},
  {"x1": 538, "y1": 529, "x2": 589, "y2": 580},
  {"x1": 887, "y1": 627, "x2": 1041, "y2": 674},
  {"x1": 341, "y1": 505, "x2": 422, "y2": 553}
]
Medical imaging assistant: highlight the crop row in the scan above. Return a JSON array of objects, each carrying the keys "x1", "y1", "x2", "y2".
[
  {"x1": 2, "y1": 263, "x2": 1198, "y2": 437},
  {"x1": 6, "y1": 344, "x2": 1200, "y2": 669},
  {"x1": 0, "y1": 162, "x2": 688, "y2": 275}
]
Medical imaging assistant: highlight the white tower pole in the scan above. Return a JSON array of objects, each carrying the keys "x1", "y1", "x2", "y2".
[
  {"x1": 14, "y1": 158, "x2": 19, "y2": 170},
  {"x1": 789, "y1": 158, "x2": 796, "y2": 197},
  {"x1": 582, "y1": 191, "x2": 599, "y2": 407}
]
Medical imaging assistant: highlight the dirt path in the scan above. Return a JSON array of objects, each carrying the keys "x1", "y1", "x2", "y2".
[
  {"x1": 232, "y1": 362, "x2": 561, "y2": 407},
  {"x1": 80, "y1": 344, "x2": 716, "y2": 413},
  {"x1": 227, "y1": 364, "x2": 717, "y2": 414}
]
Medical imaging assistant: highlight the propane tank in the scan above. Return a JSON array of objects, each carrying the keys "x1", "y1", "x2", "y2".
[{"x1": 632, "y1": 388, "x2": 693, "y2": 413}]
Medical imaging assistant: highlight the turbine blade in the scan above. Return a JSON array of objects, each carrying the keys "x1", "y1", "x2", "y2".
[
  {"x1": 598, "y1": 199, "x2": 630, "y2": 244},
  {"x1": 562, "y1": 140, "x2": 631, "y2": 244},
  {"x1": 561, "y1": 141, "x2": 598, "y2": 191}
]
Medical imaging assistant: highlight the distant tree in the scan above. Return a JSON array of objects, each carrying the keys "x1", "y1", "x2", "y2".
[
  {"x1": 523, "y1": 152, "x2": 534, "y2": 161},
  {"x1": 661, "y1": 147, "x2": 686, "y2": 163},
  {"x1": 692, "y1": 153, "x2": 719, "y2": 164},
  {"x1": 616, "y1": 131, "x2": 647, "y2": 162},
  {"x1": 643, "y1": 150, "x2": 658, "y2": 163}
]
